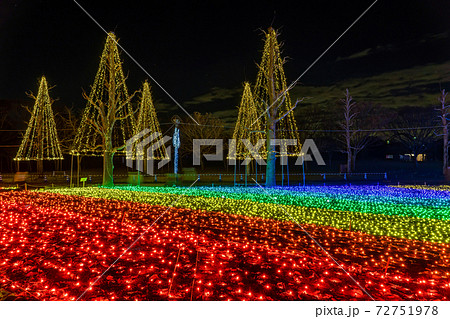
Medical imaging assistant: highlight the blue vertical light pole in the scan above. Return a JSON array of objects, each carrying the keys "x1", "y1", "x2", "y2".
[
  {"x1": 171, "y1": 116, "x2": 182, "y2": 185},
  {"x1": 173, "y1": 122, "x2": 180, "y2": 183},
  {"x1": 173, "y1": 127, "x2": 180, "y2": 172}
]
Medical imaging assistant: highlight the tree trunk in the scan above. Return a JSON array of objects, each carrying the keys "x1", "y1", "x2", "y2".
[
  {"x1": 351, "y1": 153, "x2": 357, "y2": 172},
  {"x1": 443, "y1": 123, "x2": 448, "y2": 175},
  {"x1": 342, "y1": 89, "x2": 354, "y2": 174},
  {"x1": 346, "y1": 132, "x2": 352, "y2": 174},
  {"x1": 346, "y1": 152, "x2": 352, "y2": 174},
  {"x1": 77, "y1": 155, "x2": 81, "y2": 187},
  {"x1": 103, "y1": 150, "x2": 114, "y2": 186},
  {"x1": 265, "y1": 31, "x2": 277, "y2": 187},
  {"x1": 265, "y1": 118, "x2": 276, "y2": 187},
  {"x1": 245, "y1": 159, "x2": 249, "y2": 186},
  {"x1": 37, "y1": 159, "x2": 43, "y2": 175}
]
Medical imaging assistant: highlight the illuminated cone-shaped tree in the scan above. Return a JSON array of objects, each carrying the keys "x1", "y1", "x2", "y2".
[
  {"x1": 71, "y1": 32, "x2": 137, "y2": 186},
  {"x1": 135, "y1": 80, "x2": 167, "y2": 160},
  {"x1": 229, "y1": 82, "x2": 266, "y2": 161},
  {"x1": 229, "y1": 82, "x2": 266, "y2": 185},
  {"x1": 131, "y1": 80, "x2": 168, "y2": 176},
  {"x1": 253, "y1": 27, "x2": 302, "y2": 187},
  {"x1": 14, "y1": 76, "x2": 63, "y2": 174}
]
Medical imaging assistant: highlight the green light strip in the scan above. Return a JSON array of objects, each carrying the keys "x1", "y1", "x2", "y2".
[{"x1": 43, "y1": 186, "x2": 450, "y2": 243}]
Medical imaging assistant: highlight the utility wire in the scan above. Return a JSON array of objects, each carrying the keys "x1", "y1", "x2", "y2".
[
  {"x1": 163, "y1": 122, "x2": 446, "y2": 133},
  {"x1": 0, "y1": 125, "x2": 445, "y2": 134}
]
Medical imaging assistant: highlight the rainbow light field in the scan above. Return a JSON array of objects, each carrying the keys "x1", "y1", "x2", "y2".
[{"x1": 0, "y1": 185, "x2": 449, "y2": 300}]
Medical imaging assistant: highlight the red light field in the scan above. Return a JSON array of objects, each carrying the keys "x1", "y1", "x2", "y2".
[{"x1": 0, "y1": 191, "x2": 449, "y2": 301}]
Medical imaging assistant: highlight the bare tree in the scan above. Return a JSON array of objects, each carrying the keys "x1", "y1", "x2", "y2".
[
  {"x1": 56, "y1": 106, "x2": 80, "y2": 154},
  {"x1": 339, "y1": 89, "x2": 357, "y2": 173},
  {"x1": 436, "y1": 89, "x2": 449, "y2": 175},
  {"x1": 339, "y1": 89, "x2": 375, "y2": 173},
  {"x1": 54, "y1": 106, "x2": 81, "y2": 175},
  {"x1": 338, "y1": 89, "x2": 390, "y2": 173}
]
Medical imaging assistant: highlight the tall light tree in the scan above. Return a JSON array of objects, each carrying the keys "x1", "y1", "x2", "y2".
[
  {"x1": 437, "y1": 89, "x2": 449, "y2": 175},
  {"x1": 130, "y1": 80, "x2": 168, "y2": 176},
  {"x1": 71, "y1": 32, "x2": 137, "y2": 186},
  {"x1": 14, "y1": 76, "x2": 63, "y2": 174},
  {"x1": 135, "y1": 80, "x2": 167, "y2": 160},
  {"x1": 229, "y1": 82, "x2": 266, "y2": 184},
  {"x1": 253, "y1": 27, "x2": 302, "y2": 187},
  {"x1": 230, "y1": 82, "x2": 266, "y2": 161}
]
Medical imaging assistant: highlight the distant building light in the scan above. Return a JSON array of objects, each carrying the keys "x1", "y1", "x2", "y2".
[{"x1": 401, "y1": 153, "x2": 426, "y2": 161}]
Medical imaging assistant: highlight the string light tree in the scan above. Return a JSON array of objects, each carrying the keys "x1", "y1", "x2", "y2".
[
  {"x1": 228, "y1": 82, "x2": 266, "y2": 186},
  {"x1": 71, "y1": 32, "x2": 137, "y2": 187},
  {"x1": 133, "y1": 80, "x2": 168, "y2": 183},
  {"x1": 14, "y1": 76, "x2": 63, "y2": 174},
  {"x1": 253, "y1": 27, "x2": 303, "y2": 187}
]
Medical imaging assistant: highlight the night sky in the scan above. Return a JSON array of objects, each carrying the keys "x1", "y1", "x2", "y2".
[{"x1": 1, "y1": 0, "x2": 450, "y2": 124}]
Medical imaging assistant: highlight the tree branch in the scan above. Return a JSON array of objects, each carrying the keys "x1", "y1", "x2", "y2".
[
  {"x1": 25, "y1": 90, "x2": 37, "y2": 100},
  {"x1": 275, "y1": 97, "x2": 304, "y2": 123},
  {"x1": 116, "y1": 90, "x2": 138, "y2": 114},
  {"x1": 83, "y1": 90, "x2": 105, "y2": 120},
  {"x1": 84, "y1": 116, "x2": 104, "y2": 136},
  {"x1": 112, "y1": 144, "x2": 126, "y2": 153}
]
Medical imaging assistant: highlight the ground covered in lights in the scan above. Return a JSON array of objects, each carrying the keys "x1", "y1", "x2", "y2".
[{"x1": 0, "y1": 185, "x2": 449, "y2": 301}]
